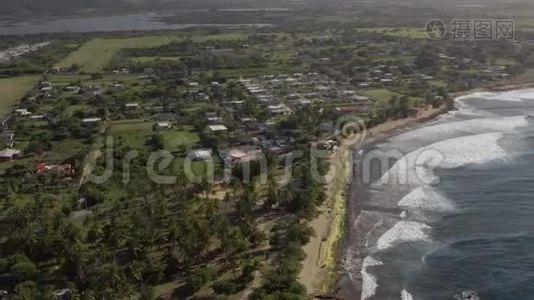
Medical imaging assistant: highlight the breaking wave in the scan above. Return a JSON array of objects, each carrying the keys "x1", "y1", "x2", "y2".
[
  {"x1": 376, "y1": 221, "x2": 431, "y2": 251},
  {"x1": 401, "y1": 289, "x2": 415, "y2": 300},
  {"x1": 387, "y1": 116, "x2": 527, "y2": 151},
  {"x1": 455, "y1": 88, "x2": 534, "y2": 102},
  {"x1": 398, "y1": 186, "x2": 455, "y2": 212},
  {"x1": 361, "y1": 256, "x2": 383, "y2": 300},
  {"x1": 379, "y1": 132, "x2": 507, "y2": 186}
]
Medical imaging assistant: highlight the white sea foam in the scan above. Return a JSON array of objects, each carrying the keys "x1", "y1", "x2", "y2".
[
  {"x1": 456, "y1": 88, "x2": 534, "y2": 102},
  {"x1": 387, "y1": 116, "x2": 527, "y2": 150},
  {"x1": 398, "y1": 186, "x2": 455, "y2": 212},
  {"x1": 401, "y1": 289, "x2": 415, "y2": 300},
  {"x1": 361, "y1": 256, "x2": 383, "y2": 300},
  {"x1": 379, "y1": 132, "x2": 507, "y2": 186},
  {"x1": 376, "y1": 221, "x2": 431, "y2": 251}
]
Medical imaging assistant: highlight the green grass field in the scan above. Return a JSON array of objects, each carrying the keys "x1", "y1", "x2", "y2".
[
  {"x1": 110, "y1": 121, "x2": 153, "y2": 149},
  {"x1": 58, "y1": 33, "x2": 253, "y2": 72},
  {"x1": 58, "y1": 36, "x2": 184, "y2": 72},
  {"x1": 0, "y1": 76, "x2": 39, "y2": 115},
  {"x1": 358, "y1": 27, "x2": 428, "y2": 39},
  {"x1": 50, "y1": 74, "x2": 141, "y2": 87},
  {"x1": 161, "y1": 130, "x2": 200, "y2": 150},
  {"x1": 363, "y1": 88, "x2": 405, "y2": 102},
  {"x1": 131, "y1": 56, "x2": 183, "y2": 63}
]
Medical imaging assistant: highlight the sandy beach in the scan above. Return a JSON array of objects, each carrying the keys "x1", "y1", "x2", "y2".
[
  {"x1": 302, "y1": 83, "x2": 534, "y2": 299},
  {"x1": 298, "y1": 102, "x2": 449, "y2": 297}
]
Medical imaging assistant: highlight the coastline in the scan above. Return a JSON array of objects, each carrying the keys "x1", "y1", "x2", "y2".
[
  {"x1": 326, "y1": 82, "x2": 534, "y2": 299},
  {"x1": 298, "y1": 102, "x2": 450, "y2": 297},
  {"x1": 298, "y1": 81, "x2": 534, "y2": 297}
]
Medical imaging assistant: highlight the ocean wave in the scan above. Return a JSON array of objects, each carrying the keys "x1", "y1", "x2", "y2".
[
  {"x1": 361, "y1": 256, "x2": 383, "y2": 300},
  {"x1": 376, "y1": 221, "x2": 431, "y2": 251},
  {"x1": 387, "y1": 116, "x2": 528, "y2": 151},
  {"x1": 398, "y1": 186, "x2": 455, "y2": 212},
  {"x1": 456, "y1": 88, "x2": 534, "y2": 102},
  {"x1": 401, "y1": 289, "x2": 415, "y2": 300},
  {"x1": 379, "y1": 132, "x2": 507, "y2": 186}
]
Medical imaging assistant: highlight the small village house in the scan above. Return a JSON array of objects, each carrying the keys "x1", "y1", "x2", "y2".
[
  {"x1": 0, "y1": 148, "x2": 21, "y2": 161},
  {"x1": 154, "y1": 122, "x2": 172, "y2": 131},
  {"x1": 208, "y1": 125, "x2": 228, "y2": 132},
  {"x1": 14, "y1": 109, "x2": 31, "y2": 116},
  {"x1": 0, "y1": 131, "x2": 14, "y2": 142},
  {"x1": 187, "y1": 149, "x2": 213, "y2": 161},
  {"x1": 82, "y1": 118, "x2": 102, "y2": 124}
]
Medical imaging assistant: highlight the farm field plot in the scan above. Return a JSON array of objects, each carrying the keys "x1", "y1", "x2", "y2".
[
  {"x1": 58, "y1": 36, "x2": 184, "y2": 72},
  {"x1": 130, "y1": 56, "x2": 183, "y2": 63},
  {"x1": 0, "y1": 75, "x2": 39, "y2": 115},
  {"x1": 58, "y1": 32, "x2": 254, "y2": 72},
  {"x1": 362, "y1": 88, "x2": 405, "y2": 102},
  {"x1": 110, "y1": 121, "x2": 153, "y2": 149},
  {"x1": 358, "y1": 27, "x2": 428, "y2": 38},
  {"x1": 161, "y1": 129, "x2": 200, "y2": 150}
]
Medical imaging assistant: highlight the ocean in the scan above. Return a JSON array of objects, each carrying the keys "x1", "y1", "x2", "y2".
[{"x1": 342, "y1": 89, "x2": 534, "y2": 300}]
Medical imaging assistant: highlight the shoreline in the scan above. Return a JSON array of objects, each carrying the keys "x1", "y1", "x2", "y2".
[
  {"x1": 298, "y1": 103, "x2": 450, "y2": 297},
  {"x1": 298, "y1": 82, "x2": 534, "y2": 298},
  {"x1": 332, "y1": 82, "x2": 534, "y2": 300}
]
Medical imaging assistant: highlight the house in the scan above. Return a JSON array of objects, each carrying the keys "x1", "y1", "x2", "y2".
[
  {"x1": 208, "y1": 125, "x2": 228, "y2": 132},
  {"x1": 296, "y1": 99, "x2": 312, "y2": 108},
  {"x1": 219, "y1": 146, "x2": 263, "y2": 165},
  {"x1": 354, "y1": 95, "x2": 371, "y2": 101},
  {"x1": 51, "y1": 66, "x2": 61, "y2": 73},
  {"x1": 14, "y1": 109, "x2": 31, "y2": 116},
  {"x1": 317, "y1": 140, "x2": 338, "y2": 151},
  {"x1": 358, "y1": 82, "x2": 373, "y2": 88},
  {"x1": 256, "y1": 95, "x2": 275, "y2": 103},
  {"x1": 154, "y1": 113, "x2": 176, "y2": 121},
  {"x1": 380, "y1": 78, "x2": 394, "y2": 86},
  {"x1": 52, "y1": 288, "x2": 70, "y2": 300},
  {"x1": 36, "y1": 163, "x2": 74, "y2": 177},
  {"x1": 154, "y1": 122, "x2": 172, "y2": 131},
  {"x1": 64, "y1": 86, "x2": 80, "y2": 93},
  {"x1": 0, "y1": 131, "x2": 14, "y2": 142},
  {"x1": 240, "y1": 117, "x2": 257, "y2": 123},
  {"x1": 267, "y1": 104, "x2": 292, "y2": 115},
  {"x1": 287, "y1": 93, "x2": 299, "y2": 100},
  {"x1": 150, "y1": 106, "x2": 164, "y2": 113},
  {"x1": 82, "y1": 118, "x2": 102, "y2": 124},
  {"x1": 113, "y1": 83, "x2": 126, "y2": 88},
  {"x1": 125, "y1": 103, "x2": 140, "y2": 109},
  {"x1": 187, "y1": 149, "x2": 213, "y2": 161},
  {"x1": 0, "y1": 148, "x2": 21, "y2": 161},
  {"x1": 87, "y1": 86, "x2": 102, "y2": 97},
  {"x1": 188, "y1": 82, "x2": 200, "y2": 87},
  {"x1": 207, "y1": 117, "x2": 223, "y2": 123}
]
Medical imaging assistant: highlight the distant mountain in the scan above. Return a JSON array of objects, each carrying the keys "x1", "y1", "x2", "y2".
[
  {"x1": 0, "y1": 0, "x2": 296, "y2": 17},
  {"x1": 3, "y1": 0, "x2": 527, "y2": 18},
  {"x1": 0, "y1": 0, "x2": 138, "y2": 16}
]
